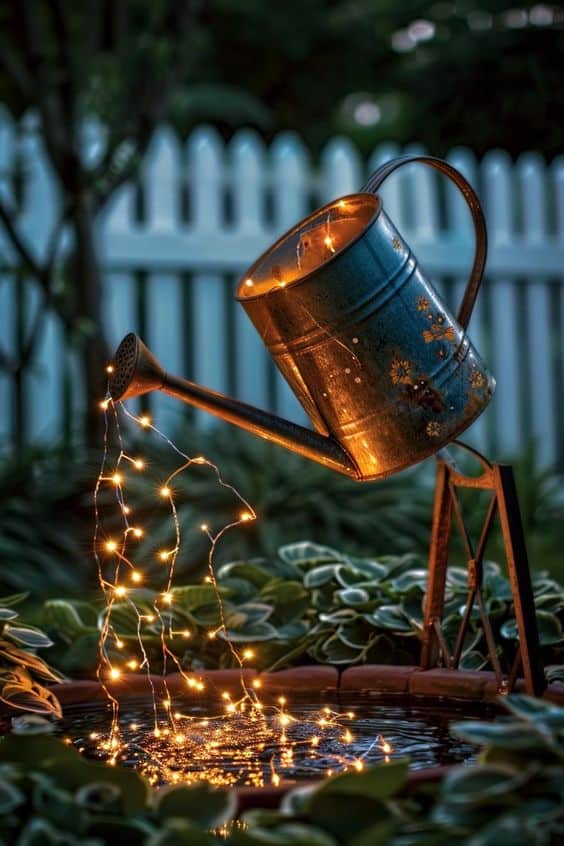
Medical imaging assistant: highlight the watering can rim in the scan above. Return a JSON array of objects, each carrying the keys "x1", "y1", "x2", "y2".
[{"x1": 235, "y1": 192, "x2": 381, "y2": 302}]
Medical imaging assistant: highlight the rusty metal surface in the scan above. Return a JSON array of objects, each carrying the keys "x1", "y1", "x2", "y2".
[
  {"x1": 236, "y1": 189, "x2": 494, "y2": 480},
  {"x1": 421, "y1": 444, "x2": 545, "y2": 697}
]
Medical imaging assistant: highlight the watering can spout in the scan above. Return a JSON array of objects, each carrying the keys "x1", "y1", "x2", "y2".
[{"x1": 108, "y1": 333, "x2": 361, "y2": 479}]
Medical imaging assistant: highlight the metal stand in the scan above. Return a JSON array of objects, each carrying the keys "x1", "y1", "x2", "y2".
[{"x1": 420, "y1": 442, "x2": 546, "y2": 696}]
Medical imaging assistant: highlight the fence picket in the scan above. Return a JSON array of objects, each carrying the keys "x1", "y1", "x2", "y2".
[
  {"x1": 192, "y1": 272, "x2": 227, "y2": 429},
  {"x1": 319, "y1": 137, "x2": 362, "y2": 204},
  {"x1": 231, "y1": 130, "x2": 266, "y2": 235},
  {"x1": 519, "y1": 153, "x2": 557, "y2": 467},
  {"x1": 483, "y1": 150, "x2": 522, "y2": 458},
  {"x1": 187, "y1": 126, "x2": 223, "y2": 233},
  {"x1": 553, "y1": 156, "x2": 564, "y2": 466},
  {"x1": 270, "y1": 133, "x2": 310, "y2": 423},
  {"x1": 142, "y1": 127, "x2": 182, "y2": 231},
  {"x1": 447, "y1": 148, "x2": 489, "y2": 453},
  {"x1": 146, "y1": 272, "x2": 184, "y2": 432}
]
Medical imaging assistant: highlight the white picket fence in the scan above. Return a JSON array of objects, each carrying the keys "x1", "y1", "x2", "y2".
[{"x1": 1, "y1": 110, "x2": 563, "y2": 467}]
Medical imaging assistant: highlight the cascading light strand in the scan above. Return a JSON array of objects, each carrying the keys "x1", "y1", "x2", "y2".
[{"x1": 88, "y1": 387, "x2": 393, "y2": 788}]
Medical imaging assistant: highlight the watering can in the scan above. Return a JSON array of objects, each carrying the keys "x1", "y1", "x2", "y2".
[{"x1": 109, "y1": 155, "x2": 494, "y2": 481}]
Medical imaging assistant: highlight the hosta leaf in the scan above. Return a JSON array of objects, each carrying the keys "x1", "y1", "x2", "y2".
[
  {"x1": 452, "y1": 720, "x2": 544, "y2": 750},
  {"x1": 172, "y1": 585, "x2": 223, "y2": 609},
  {"x1": 345, "y1": 559, "x2": 389, "y2": 580},
  {"x1": 3, "y1": 625, "x2": 53, "y2": 649},
  {"x1": 0, "y1": 643, "x2": 62, "y2": 682},
  {"x1": 237, "y1": 823, "x2": 338, "y2": 846},
  {"x1": 215, "y1": 562, "x2": 270, "y2": 588},
  {"x1": 335, "y1": 588, "x2": 370, "y2": 607},
  {"x1": 222, "y1": 622, "x2": 278, "y2": 642},
  {"x1": 501, "y1": 613, "x2": 563, "y2": 645},
  {"x1": 442, "y1": 764, "x2": 530, "y2": 803},
  {"x1": 367, "y1": 606, "x2": 412, "y2": 633},
  {"x1": 0, "y1": 592, "x2": 29, "y2": 608},
  {"x1": 0, "y1": 776, "x2": 24, "y2": 813},
  {"x1": 278, "y1": 542, "x2": 344, "y2": 567},
  {"x1": 338, "y1": 619, "x2": 371, "y2": 649},
  {"x1": 0, "y1": 608, "x2": 18, "y2": 621},
  {"x1": 42, "y1": 600, "x2": 90, "y2": 637},
  {"x1": 316, "y1": 759, "x2": 409, "y2": 800},
  {"x1": 318, "y1": 609, "x2": 357, "y2": 624},
  {"x1": 0, "y1": 680, "x2": 62, "y2": 718},
  {"x1": 501, "y1": 694, "x2": 558, "y2": 720},
  {"x1": 156, "y1": 782, "x2": 236, "y2": 828},
  {"x1": 390, "y1": 569, "x2": 428, "y2": 593},
  {"x1": 459, "y1": 650, "x2": 488, "y2": 670},
  {"x1": 321, "y1": 634, "x2": 362, "y2": 664},
  {"x1": 334, "y1": 567, "x2": 369, "y2": 588},
  {"x1": 304, "y1": 565, "x2": 342, "y2": 589},
  {"x1": 235, "y1": 603, "x2": 273, "y2": 625}
]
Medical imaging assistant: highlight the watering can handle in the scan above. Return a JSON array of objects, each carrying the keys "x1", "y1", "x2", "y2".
[{"x1": 361, "y1": 155, "x2": 487, "y2": 331}]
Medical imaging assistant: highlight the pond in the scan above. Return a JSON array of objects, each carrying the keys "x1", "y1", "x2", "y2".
[{"x1": 56, "y1": 692, "x2": 491, "y2": 788}]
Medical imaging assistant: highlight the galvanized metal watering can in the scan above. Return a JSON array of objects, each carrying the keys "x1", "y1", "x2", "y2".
[{"x1": 109, "y1": 155, "x2": 494, "y2": 481}]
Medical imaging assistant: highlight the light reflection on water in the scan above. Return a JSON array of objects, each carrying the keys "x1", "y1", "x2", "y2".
[{"x1": 57, "y1": 693, "x2": 487, "y2": 788}]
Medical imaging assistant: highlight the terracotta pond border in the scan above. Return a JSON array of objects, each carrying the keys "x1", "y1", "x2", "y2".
[{"x1": 4, "y1": 665, "x2": 564, "y2": 811}]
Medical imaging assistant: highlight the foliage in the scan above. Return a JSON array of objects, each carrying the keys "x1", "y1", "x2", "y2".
[
  {"x1": 0, "y1": 593, "x2": 63, "y2": 719},
  {"x1": 36, "y1": 542, "x2": 564, "y2": 678},
  {"x1": 0, "y1": 448, "x2": 98, "y2": 597},
  {"x1": 0, "y1": 695, "x2": 563, "y2": 844},
  {"x1": 1, "y1": 429, "x2": 562, "y2": 601}
]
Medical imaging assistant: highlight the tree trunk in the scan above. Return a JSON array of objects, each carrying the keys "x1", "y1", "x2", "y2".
[{"x1": 71, "y1": 196, "x2": 110, "y2": 448}]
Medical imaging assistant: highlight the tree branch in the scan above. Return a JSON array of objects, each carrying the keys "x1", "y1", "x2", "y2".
[{"x1": 0, "y1": 197, "x2": 45, "y2": 283}]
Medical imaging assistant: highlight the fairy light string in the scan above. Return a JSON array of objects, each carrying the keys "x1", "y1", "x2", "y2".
[{"x1": 89, "y1": 383, "x2": 393, "y2": 785}]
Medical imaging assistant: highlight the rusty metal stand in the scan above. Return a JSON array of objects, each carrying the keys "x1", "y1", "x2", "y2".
[{"x1": 420, "y1": 442, "x2": 546, "y2": 696}]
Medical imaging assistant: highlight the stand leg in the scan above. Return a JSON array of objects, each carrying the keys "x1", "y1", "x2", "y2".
[
  {"x1": 421, "y1": 461, "x2": 452, "y2": 669},
  {"x1": 420, "y1": 448, "x2": 545, "y2": 696},
  {"x1": 495, "y1": 464, "x2": 546, "y2": 696}
]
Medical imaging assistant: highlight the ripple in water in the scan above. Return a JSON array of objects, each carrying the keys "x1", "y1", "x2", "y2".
[{"x1": 57, "y1": 693, "x2": 488, "y2": 788}]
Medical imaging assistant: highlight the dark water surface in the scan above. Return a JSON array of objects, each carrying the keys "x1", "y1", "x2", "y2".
[{"x1": 57, "y1": 693, "x2": 491, "y2": 787}]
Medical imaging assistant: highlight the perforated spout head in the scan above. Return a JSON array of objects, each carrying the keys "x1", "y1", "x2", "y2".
[{"x1": 108, "y1": 333, "x2": 165, "y2": 401}]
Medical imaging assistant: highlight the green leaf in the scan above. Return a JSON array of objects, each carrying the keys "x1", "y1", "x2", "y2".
[
  {"x1": 501, "y1": 694, "x2": 559, "y2": 720},
  {"x1": 3, "y1": 625, "x2": 53, "y2": 649},
  {"x1": 315, "y1": 759, "x2": 408, "y2": 800},
  {"x1": 278, "y1": 542, "x2": 343, "y2": 567},
  {"x1": 307, "y1": 793, "x2": 390, "y2": 840},
  {"x1": 234, "y1": 823, "x2": 338, "y2": 845},
  {"x1": 390, "y1": 569, "x2": 428, "y2": 593},
  {"x1": 367, "y1": 606, "x2": 413, "y2": 633},
  {"x1": 452, "y1": 721, "x2": 544, "y2": 750},
  {"x1": 156, "y1": 782, "x2": 236, "y2": 828},
  {"x1": 321, "y1": 634, "x2": 362, "y2": 664},
  {"x1": 216, "y1": 561, "x2": 272, "y2": 589},
  {"x1": 442, "y1": 764, "x2": 530, "y2": 804},
  {"x1": 147, "y1": 818, "x2": 215, "y2": 846},
  {"x1": 172, "y1": 585, "x2": 225, "y2": 610},
  {"x1": 223, "y1": 622, "x2": 278, "y2": 642},
  {"x1": 0, "y1": 735, "x2": 79, "y2": 768},
  {"x1": 0, "y1": 608, "x2": 18, "y2": 620},
  {"x1": 0, "y1": 776, "x2": 24, "y2": 813},
  {"x1": 335, "y1": 588, "x2": 370, "y2": 606},
  {"x1": 42, "y1": 601, "x2": 90, "y2": 637},
  {"x1": 348, "y1": 820, "x2": 398, "y2": 846},
  {"x1": 0, "y1": 592, "x2": 29, "y2": 608},
  {"x1": 346, "y1": 559, "x2": 389, "y2": 580},
  {"x1": 500, "y1": 613, "x2": 563, "y2": 645},
  {"x1": 304, "y1": 565, "x2": 341, "y2": 589}
]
